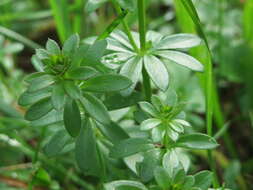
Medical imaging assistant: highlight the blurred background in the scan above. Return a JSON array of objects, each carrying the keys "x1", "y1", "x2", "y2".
[{"x1": 0, "y1": 0, "x2": 253, "y2": 189}]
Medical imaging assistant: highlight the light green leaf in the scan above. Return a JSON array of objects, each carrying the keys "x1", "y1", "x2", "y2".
[
  {"x1": 46, "y1": 39, "x2": 61, "y2": 54},
  {"x1": 67, "y1": 66, "x2": 98, "y2": 80},
  {"x1": 140, "y1": 118, "x2": 161, "y2": 131},
  {"x1": 120, "y1": 57, "x2": 142, "y2": 95},
  {"x1": 51, "y1": 82, "x2": 65, "y2": 110},
  {"x1": 30, "y1": 110, "x2": 63, "y2": 127},
  {"x1": 75, "y1": 120, "x2": 102, "y2": 177},
  {"x1": 81, "y1": 93, "x2": 111, "y2": 125},
  {"x1": 25, "y1": 97, "x2": 53, "y2": 121},
  {"x1": 110, "y1": 138, "x2": 155, "y2": 158},
  {"x1": 155, "y1": 33, "x2": 201, "y2": 50},
  {"x1": 82, "y1": 74, "x2": 132, "y2": 92},
  {"x1": 162, "y1": 149, "x2": 179, "y2": 177},
  {"x1": 117, "y1": 0, "x2": 135, "y2": 11},
  {"x1": 104, "y1": 180, "x2": 148, "y2": 190},
  {"x1": 176, "y1": 133, "x2": 219, "y2": 150},
  {"x1": 36, "y1": 48, "x2": 50, "y2": 59},
  {"x1": 155, "y1": 50, "x2": 203, "y2": 72},
  {"x1": 62, "y1": 34, "x2": 79, "y2": 54},
  {"x1": 139, "y1": 101, "x2": 159, "y2": 117},
  {"x1": 85, "y1": 0, "x2": 108, "y2": 13},
  {"x1": 144, "y1": 55, "x2": 169, "y2": 91},
  {"x1": 63, "y1": 99, "x2": 82, "y2": 137}
]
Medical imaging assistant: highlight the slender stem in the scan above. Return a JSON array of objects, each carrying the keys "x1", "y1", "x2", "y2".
[
  {"x1": 110, "y1": 0, "x2": 139, "y2": 53},
  {"x1": 138, "y1": 0, "x2": 146, "y2": 52}
]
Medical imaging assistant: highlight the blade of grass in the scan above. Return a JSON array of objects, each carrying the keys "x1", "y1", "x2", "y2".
[
  {"x1": 0, "y1": 25, "x2": 42, "y2": 49},
  {"x1": 49, "y1": 0, "x2": 72, "y2": 43},
  {"x1": 174, "y1": 0, "x2": 219, "y2": 187},
  {"x1": 97, "y1": 10, "x2": 128, "y2": 41},
  {"x1": 73, "y1": 0, "x2": 86, "y2": 35}
]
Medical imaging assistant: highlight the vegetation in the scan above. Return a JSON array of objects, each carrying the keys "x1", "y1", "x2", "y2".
[{"x1": 0, "y1": 0, "x2": 252, "y2": 189}]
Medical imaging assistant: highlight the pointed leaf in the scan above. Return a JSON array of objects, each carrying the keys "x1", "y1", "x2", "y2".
[
  {"x1": 67, "y1": 66, "x2": 98, "y2": 80},
  {"x1": 110, "y1": 138, "x2": 155, "y2": 158},
  {"x1": 104, "y1": 180, "x2": 148, "y2": 190},
  {"x1": 194, "y1": 170, "x2": 213, "y2": 190},
  {"x1": 63, "y1": 80, "x2": 81, "y2": 99},
  {"x1": 62, "y1": 34, "x2": 79, "y2": 54},
  {"x1": 155, "y1": 33, "x2": 201, "y2": 50},
  {"x1": 28, "y1": 74, "x2": 54, "y2": 92},
  {"x1": 25, "y1": 97, "x2": 53, "y2": 121},
  {"x1": 75, "y1": 120, "x2": 102, "y2": 177},
  {"x1": 144, "y1": 55, "x2": 169, "y2": 91},
  {"x1": 176, "y1": 133, "x2": 219, "y2": 150},
  {"x1": 81, "y1": 93, "x2": 111, "y2": 125},
  {"x1": 63, "y1": 99, "x2": 82, "y2": 137},
  {"x1": 140, "y1": 118, "x2": 161, "y2": 131},
  {"x1": 155, "y1": 50, "x2": 203, "y2": 71},
  {"x1": 139, "y1": 101, "x2": 159, "y2": 117},
  {"x1": 82, "y1": 74, "x2": 132, "y2": 92},
  {"x1": 46, "y1": 39, "x2": 61, "y2": 54},
  {"x1": 51, "y1": 82, "x2": 65, "y2": 110}
]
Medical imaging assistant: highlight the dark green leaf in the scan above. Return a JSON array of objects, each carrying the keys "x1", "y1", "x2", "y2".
[
  {"x1": 154, "y1": 167, "x2": 171, "y2": 189},
  {"x1": 75, "y1": 120, "x2": 102, "y2": 177},
  {"x1": 30, "y1": 110, "x2": 63, "y2": 127},
  {"x1": 63, "y1": 99, "x2": 82, "y2": 137},
  {"x1": 175, "y1": 133, "x2": 219, "y2": 150},
  {"x1": 104, "y1": 180, "x2": 148, "y2": 190},
  {"x1": 25, "y1": 97, "x2": 53, "y2": 121},
  {"x1": 28, "y1": 74, "x2": 54, "y2": 92},
  {"x1": 44, "y1": 129, "x2": 71, "y2": 157},
  {"x1": 82, "y1": 74, "x2": 132, "y2": 92},
  {"x1": 19, "y1": 87, "x2": 51, "y2": 106},
  {"x1": 63, "y1": 80, "x2": 81, "y2": 99},
  {"x1": 194, "y1": 170, "x2": 213, "y2": 190},
  {"x1": 81, "y1": 93, "x2": 111, "y2": 125},
  {"x1": 110, "y1": 138, "x2": 155, "y2": 158},
  {"x1": 67, "y1": 66, "x2": 98, "y2": 80}
]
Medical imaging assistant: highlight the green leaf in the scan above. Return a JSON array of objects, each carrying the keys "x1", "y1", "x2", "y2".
[
  {"x1": 138, "y1": 149, "x2": 162, "y2": 182},
  {"x1": 81, "y1": 93, "x2": 111, "y2": 125},
  {"x1": 140, "y1": 118, "x2": 161, "y2": 131},
  {"x1": 44, "y1": 129, "x2": 71, "y2": 157},
  {"x1": 62, "y1": 34, "x2": 79, "y2": 54},
  {"x1": 194, "y1": 170, "x2": 213, "y2": 190},
  {"x1": 63, "y1": 80, "x2": 81, "y2": 99},
  {"x1": 176, "y1": 133, "x2": 219, "y2": 150},
  {"x1": 104, "y1": 180, "x2": 148, "y2": 190},
  {"x1": 28, "y1": 74, "x2": 54, "y2": 92},
  {"x1": 155, "y1": 33, "x2": 201, "y2": 50},
  {"x1": 51, "y1": 82, "x2": 65, "y2": 110},
  {"x1": 75, "y1": 120, "x2": 102, "y2": 177},
  {"x1": 155, "y1": 50, "x2": 203, "y2": 72},
  {"x1": 117, "y1": 0, "x2": 135, "y2": 11},
  {"x1": 25, "y1": 97, "x2": 53, "y2": 121},
  {"x1": 36, "y1": 48, "x2": 50, "y2": 59},
  {"x1": 104, "y1": 91, "x2": 143, "y2": 110},
  {"x1": 110, "y1": 138, "x2": 155, "y2": 158},
  {"x1": 162, "y1": 149, "x2": 179, "y2": 177},
  {"x1": 139, "y1": 101, "x2": 159, "y2": 117},
  {"x1": 95, "y1": 121, "x2": 129, "y2": 144},
  {"x1": 144, "y1": 55, "x2": 169, "y2": 91},
  {"x1": 67, "y1": 66, "x2": 98, "y2": 80},
  {"x1": 120, "y1": 57, "x2": 143, "y2": 95},
  {"x1": 63, "y1": 99, "x2": 82, "y2": 137},
  {"x1": 19, "y1": 87, "x2": 51, "y2": 106},
  {"x1": 183, "y1": 176, "x2": 195, "y2": 189},
  {"x1": 154, "y1": 166, "x2": 171, "y2": 189},
  {"x1": 24, "y1": 72, "x2": 46, "y2": 83},
  {"x1": 30, "y1": 110, "x2": 63, "y2": 127},
  {"x1": 82, "y1": 74, "x2": 132, "y2": 92},
  {"x1": 46, "y1": 39, "x2": 61, "y2": 54}
]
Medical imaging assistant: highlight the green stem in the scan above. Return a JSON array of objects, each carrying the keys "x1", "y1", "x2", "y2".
[
  {"x1": 138, "y1": 0, "x2": 146, "y2": 52},
  {"x1": 110, "y1": 0, "x2": 139, "y2": 53}
]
